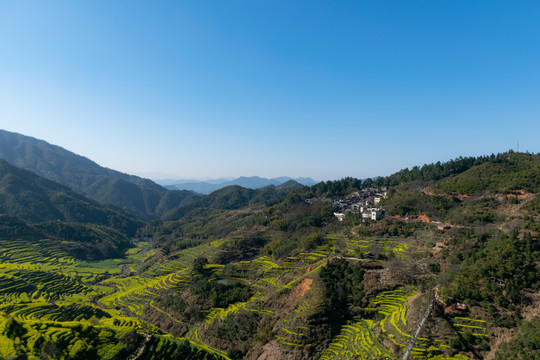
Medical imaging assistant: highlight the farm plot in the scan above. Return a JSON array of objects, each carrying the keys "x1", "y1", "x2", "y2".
[
  {"x1": 317, "y1": 288, "x2": 450, "y2": 360},
  {"x1": 275, "y1": 323, "x2": 311, "y2": 347},
  {"x1": 373, "y1": 289, "x2": 435, "y2": 358},
  {"x1": 318, "y1": 319, "x2": 391, "y2": 360},
  {"x1": 99, "y1": 266, "x2": 195, "y2": 317},
  {"x1": 0, "y1": 302, "x2": 111, "y2": 322},
  {"x1": 0, "y1": 268, "x2": 95, "y2": 301},
  {"x1": 253, "y1": 243, "x2": 332, "y2": 289},
  {"x1": 203, "y1": 291, "x2": 270, "y2": 328},
  {"x1": 0, "y1": 236, "x2": 230, "y2": 360},
  {"x1": 0, "y1": 312, "x2": 163, "y2": 360},
  {"x1": 153, "y1": 334, "x2": 226, "y2": 360},
  {"x1": 344, "y1": 237, "x2": 411, "y2": 259},
  {"x1": 452, "y1": 316, "x2": 488, "y2": 338},
  {"x1": 0, "y1": 238, "x2": 75, "y2": 267},
  {"x1": 149, "y1": 243, "x2": 223, "y2": 275},
  {"x1": 100, "y1": 276, "x2": 159, "y2": 316}
]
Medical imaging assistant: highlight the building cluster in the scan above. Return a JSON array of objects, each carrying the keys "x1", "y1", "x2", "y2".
[{"x1": 330, "y1": 186, "x2": 388, "y2": 222}]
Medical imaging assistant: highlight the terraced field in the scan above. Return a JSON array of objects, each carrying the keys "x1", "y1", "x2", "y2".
[
  {"x1": 0, "y1": 234, "x2": 478, "y2": 360},
  {"x1": 0, "y1": 238, "x2": 75, "y2": 266},
  {"x1": 317, "y1": 289, "x2": 412, "y2": 360},
  {"x1": 343, "y1": 236, "x2": 414, "y2": 259},
  {"x1": 452, "y1": 316, "x2": 489, "y2": 339},
  {"x1": 317, "y1": 288, "x2": 474, "y2": 360},
  {"x1": 0, "y1": 238, "x2": 227, "y2": 359}
]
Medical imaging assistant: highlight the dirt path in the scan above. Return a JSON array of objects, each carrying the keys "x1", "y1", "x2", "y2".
[
  {"x1": 128, "y1": 333, "x2": 152, "y2": 360},
  {"x1": 401, "y1": 293, "x2": 435, "y2": 360}
]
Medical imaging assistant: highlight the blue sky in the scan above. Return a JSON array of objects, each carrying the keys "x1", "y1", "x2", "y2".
[{"x1": 1, "y1": 1, "x2": 539, "y2": 181}]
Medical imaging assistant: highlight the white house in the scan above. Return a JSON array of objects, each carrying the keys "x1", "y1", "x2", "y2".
[{"x1": 334, "y1": 212, "x2": 346, "y2": 221}]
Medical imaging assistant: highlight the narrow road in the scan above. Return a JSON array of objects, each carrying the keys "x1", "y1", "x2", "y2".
[
  {"x1": 401, "y1": 293, "x2": 435, "y2": 360},
  {"x1": 128, "y1": 333, "x2": 152, "y2": 360}
]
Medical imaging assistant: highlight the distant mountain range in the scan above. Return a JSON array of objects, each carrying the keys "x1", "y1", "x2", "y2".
[
  {"x1": 162, "y1": 180, "x2": 305, "y2": 222},
  {"x1": 0, "y1": 129, "x2": 316, "y2": 218},
  {"x1": 157, "y1": 176, "x2": 318, "y2": 194},
  {"x1": 0, "y1": 131, "x2": 306, "y2": 239}
]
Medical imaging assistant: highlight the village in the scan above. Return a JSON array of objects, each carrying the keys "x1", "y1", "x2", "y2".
[
  {"x1": 332, "y1": 186, "x2": 388, "y2": 221},
  {"x1": 307, "y1": 186, "x2": 389, "y2": 222}
]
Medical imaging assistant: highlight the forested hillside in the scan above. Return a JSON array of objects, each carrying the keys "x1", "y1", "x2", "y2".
[
  {"x1": 0, "y1": 150, "x2": 538, "y2": 360},
  {"x1": 0, "y1": 159, "x2": 142, "y2": 236},
  {"x1": 0, "y1": 130, "x2": 201, "y2": 218}
]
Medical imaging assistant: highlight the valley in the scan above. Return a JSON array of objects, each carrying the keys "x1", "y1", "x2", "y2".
[
  {"x1": 0, "y1": 134, "x2": 538, "y2": 360},
  {"x1": 0, "y1": 224, "x2": 458, "y2": 360},
  {"x1": 3, "y1": 2, "x2": 539, "y2": 359}
]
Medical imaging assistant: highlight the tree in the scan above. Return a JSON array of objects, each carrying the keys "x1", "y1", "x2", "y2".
[
  {"x1": 120, "y1": 330, "x2": 140, "y2": 353},
  {"x1": 362, "y1": 178, "x2": 373, "y2": 188},
  {"x1": 192, "y1": 257, "x2": 209, "y2": 276},
  {"x1": 40, "y1": 341, "x2": 60, "y2": 360}
]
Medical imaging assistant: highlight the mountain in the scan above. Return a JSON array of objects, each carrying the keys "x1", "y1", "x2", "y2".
[
  {"x1": 0, "y1": 159, "x2": 143, "y2": 236},
  {"x1": 378, "y1": 151, "x2": 540, "y2": 226},
  {"x1": 158, "y1": 177, "x2": 234, "y2": 186},
  {"x1": 0, "y1": 130, "x2": 200, "y2": 218},
  {"x1": 293, "y1": 177, "x2": 318, "y2": 186},
  {"x1": 1, "y1": 151, "x2": 539, "y2": 360},
  {"x1": 226, "y1": 176, "x2": 280, "y2": 189},
  {"x1": 434, "y1": 152, "x2": 540, "y2": 195},
  {"x1": 147, "y1": 152, "x2": 540, "y2": 360},
  {"x1": 0, "y1": 215, "x2": 132, "y2": 260},
  {"x1": 162, "y1": 182, "x2": 302, "y2": 221},
  {"x1": 374, "y1": 151, "x2": 540, "y2": 194},
  {"x1": 165, "y1": 181, "x2": 226, "y2": 194},
  {"x1": 158, "y1": 176, "x2": 316, "y2": 194},
  {"x1": 275, "y1": 179, "x2": 305, "y2": 190}
]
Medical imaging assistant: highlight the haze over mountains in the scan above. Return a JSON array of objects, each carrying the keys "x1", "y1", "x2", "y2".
[
  {"x1": 0, "y1": 129, "x2": 309, "y2": 261},
  {"x1": 0, "y1": 130, "x2": 202, "y2": 219},
  {"x1": 157, "y1": 176, "x2": 317, "y2": 194},
  {"x1": 0, "y1": 129, "x2": 309, "y2": 219}
]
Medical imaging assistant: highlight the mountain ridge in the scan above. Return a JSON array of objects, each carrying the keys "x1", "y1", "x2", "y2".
[
  {"x1": 0, "y1": 148, "x2": 538, "y2": 359},
  {"x1": 160, "y1": 175, "x2": 317, "y2": 194},
  {"x1": 0, "y1": 129, "x2": 201, "y2": 218},
  {"x1": 0, "y1": 158, "x2": 143, "y2": 236}
]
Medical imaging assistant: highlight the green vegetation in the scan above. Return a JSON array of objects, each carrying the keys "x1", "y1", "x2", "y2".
[
  {"x1": 0, "y1": 216, "x2": 132, "y2": 261},
  {"x1": 435, "y1": 152, "x2": 540, "y2": 195},
  {"x1": 190, "y1": 277, "x2": 253, "y2": 309},
  {"x1": 0, "y1": 160, "x2": 143, "y2": 236},
  {"x1": 305, "y1": 177, "x2": 362, "y2": 198},
  {"x1": 320, "y1": 258, "x2": 365, "y2": 309},
  {"x1": 374, "y1": 152, "x2": 524, "y2": 187},
  {"x1": 0, "y1": 149, "x2": 538, "y2": 359},
  {"x1": 494, "y1": 318, "x2": 540, "y2": 360},
  {"x1": 441, "y1": 231, "x2": 539, "y2": 308},
  {"x1": 0, "y1": 129, "x2": 201, "y2": 218}
]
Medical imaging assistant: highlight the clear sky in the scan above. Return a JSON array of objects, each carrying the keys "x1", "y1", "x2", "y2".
[{"x1": 1, "y1": 1, "x2": 539, "y2": 181}]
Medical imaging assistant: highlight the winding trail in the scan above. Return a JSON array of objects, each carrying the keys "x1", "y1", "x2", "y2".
[{"x1": 401, "y1": 291, "x2": 435, "y2": 360}]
